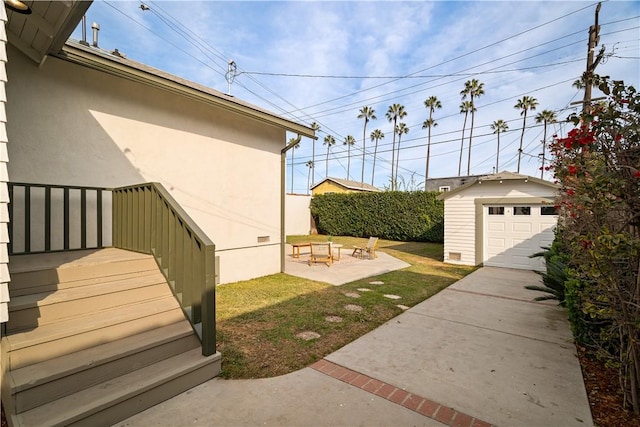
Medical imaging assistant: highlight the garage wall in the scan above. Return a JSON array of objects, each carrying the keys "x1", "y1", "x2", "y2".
[{"x1": 443, "y1": 179, "x2": 557, "y2": 267}]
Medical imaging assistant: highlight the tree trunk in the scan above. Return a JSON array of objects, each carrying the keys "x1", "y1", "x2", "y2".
[
  {"x1": 496, "y1": 132, "x2": 501, "y2": 173},
  {"x1": 458, "y1": 113, "x2": 468, "y2": 176},
  {"x1": 361, "y1": 122, "x2": 367, "y2": 184},
  {"x1": 467, "y1": 109, "x2": 475, "y2": 176},
  {"x1": 517, "y1": 112, "x2": 527, "y2": 173},
  {"x1": 372, "y1": 140, "x2": 378, "y2": 186},
  {"x1": 391, "y1": 119, "x2": 397, "y2": 189}
]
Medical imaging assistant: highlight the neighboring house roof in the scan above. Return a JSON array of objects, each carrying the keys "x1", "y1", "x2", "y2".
[
  {"x1": 311, "y1": 177, "x2": 380, "y2": 192},
  {"x1": 437, "y1": 171, "x2": 559, "y2": 200}
]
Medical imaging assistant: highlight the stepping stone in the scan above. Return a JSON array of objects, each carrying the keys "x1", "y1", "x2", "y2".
[
  {"x1": 325, "y1": 316, "x2": 343, "y2": 323},
  {"x1": 345, "y1": 292, "x2": 360, "y2": 298},
  {"x1": 296, "y1": 331, "x2": 321, "y2": 341},
  {"x1": 384, "y1": 294, "x2": 401, "y2": 300},
  {"x1": 357, "y1": 288, "x2": 372, "y2": 292},
  {"x1": 345, "y1": 304, "x2": 363, "y2": 312},
  {"x1": 369, "y1": 281, "x2": 384, "y2": 285},
  {"x1": 397, "y1": 305, "x2": 410, "y2": 310}
]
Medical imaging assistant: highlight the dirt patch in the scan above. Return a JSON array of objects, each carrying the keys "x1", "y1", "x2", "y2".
[{"x1": 578, "y1": 345, "x2": 640, "y2": 427}]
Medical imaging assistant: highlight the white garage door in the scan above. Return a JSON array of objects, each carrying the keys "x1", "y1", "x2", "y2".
[{"x1": 484, "y1": 204, "x2": 557, "y2": 270}]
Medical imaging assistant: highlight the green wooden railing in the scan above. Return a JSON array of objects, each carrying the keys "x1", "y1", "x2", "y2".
[
  {"x1": 8, "y1": 182, "x2": 216, "y2": 356},
  {"x1": 8, "y1": 182, "x2": 109, "y2": 254},
  {"x1": 112, "y1": 183, "x2": 216, "y2": 356}
]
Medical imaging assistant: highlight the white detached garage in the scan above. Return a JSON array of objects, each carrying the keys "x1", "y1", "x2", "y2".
[{"x1": 438, "y1": 172, "x2": 559, "y2": 271}]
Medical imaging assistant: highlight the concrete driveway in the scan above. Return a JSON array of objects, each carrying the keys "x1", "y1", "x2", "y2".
[{"x1": 117, "y1": 267, "x2": 592, "y2": 427}]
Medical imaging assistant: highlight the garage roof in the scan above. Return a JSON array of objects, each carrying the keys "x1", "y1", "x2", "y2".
[{"x1": 437, "y1": 172, "x2": 559, "y2": 200}]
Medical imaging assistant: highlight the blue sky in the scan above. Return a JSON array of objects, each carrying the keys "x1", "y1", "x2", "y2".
[{"x1": 71, "y1": 1, "x2": 640, "y2": 193}]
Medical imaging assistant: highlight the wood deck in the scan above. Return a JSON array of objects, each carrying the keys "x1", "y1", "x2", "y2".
[{"x1": 2, "y1": 248, "x2": 221, "y2": 426}]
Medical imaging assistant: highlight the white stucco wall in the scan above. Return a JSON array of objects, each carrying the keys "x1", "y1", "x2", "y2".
[
  {"x1": 5, "y1": 45, "x2": 286, "y2": 284},
  {"x1": 443, "y1": 179, "x2": 557, "y2": 266},
  {"x1": 285, "y1": 194, "x2": 311, "y2": 236}
]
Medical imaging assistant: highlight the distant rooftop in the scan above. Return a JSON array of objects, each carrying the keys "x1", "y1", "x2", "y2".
[{"x1": 311, "y1": 177, "x2": 380, "y2": 192}]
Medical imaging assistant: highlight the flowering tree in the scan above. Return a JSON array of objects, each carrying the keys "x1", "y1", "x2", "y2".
[{"x1": 549, "y1": 76, "x2": 639, "y2": 414}]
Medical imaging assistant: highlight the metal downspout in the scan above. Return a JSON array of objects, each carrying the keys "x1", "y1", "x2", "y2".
[{"x1": 280, "y1": 135, "x2": 302, "y2": 273}]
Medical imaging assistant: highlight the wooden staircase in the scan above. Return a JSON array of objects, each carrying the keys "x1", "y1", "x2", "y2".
[{"x1": 1, "y1": 248, "x2": 221, "y2": 427}]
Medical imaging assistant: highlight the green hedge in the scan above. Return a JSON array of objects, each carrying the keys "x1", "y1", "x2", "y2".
[{"x1": 310, "y1": 191, "x2": 444, "y2": 242}]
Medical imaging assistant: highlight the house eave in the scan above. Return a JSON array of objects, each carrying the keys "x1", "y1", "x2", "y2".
[{"x1": 55, "y1": 44, "x2": 315, "y2": 139}]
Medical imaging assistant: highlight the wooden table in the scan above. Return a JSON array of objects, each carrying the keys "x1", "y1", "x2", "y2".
[
  {"x1": 331, "y1": 243, "x2": 343, "y2": 261},
  {"x1": 291, "y1": 242, "x2": 311, "y2": 258}
]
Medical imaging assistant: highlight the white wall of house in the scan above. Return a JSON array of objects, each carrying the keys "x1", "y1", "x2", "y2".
[
  {"x1": 285, "y1": 194, "x2": 311, "y2": 236},
  {"x1": 443, "y1": 179, "x2": 556, "y2": 267},
  {"x1": 5, "y1": 45, "x2": 286, "y2": 284},
  {"x1": 0, "y1": 7, "x2": 8, "y2": 325}
]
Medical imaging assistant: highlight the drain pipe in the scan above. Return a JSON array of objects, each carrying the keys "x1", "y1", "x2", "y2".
[
  {"x1": 280, "y1": 135, "x2": 302, "y2": 273},
  {"x1": 79, "y1": 16, "x2": 89, "y2": 46}
]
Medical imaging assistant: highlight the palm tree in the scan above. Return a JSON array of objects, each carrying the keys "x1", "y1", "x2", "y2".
[
  {"x1": 357, "y1": 106, "x2": 376, "y2": 184},
  {"x1": 288, "y1": 137, "x2": 300, "y2": 193},
  {"x1": 305, "y1": 160, "x2": 314, "y2": 194},
  {"x1": 343, "y1": 135, "x2": 356, "y2": 180},
  {"x1": 423, "y1": 96, "x2": 442, "y2": 188},
  {"x1": 323, "y1": 134, "x2": 335, "y2": 178},
  {"x1": 385, "y1": 104, "x2": 407, "y2": 189},
  {"x1": 310, "y1": 122, "x2": 320, "y2": 186},
  {"x1": 514, "y1": 96, "x2": 539, "y2": 173},
  {"x1": 535, "y1": 110, "x2": 557, "y2": 179},
  {"x1": 458, "y1": 101, "x2": 474, "y2": 176},
  {"x1": 370, "y1": 129, "x2": 384, "y2": 186},
  {"x1": 394, "y1": 123, "x2": 409, "y2": 185},
  {"x1": 461, "y1": 79, "x2": 485, "y2": 176},
  {"x1": 490, "y1": 119, "x2": 509, "y2": 173}
]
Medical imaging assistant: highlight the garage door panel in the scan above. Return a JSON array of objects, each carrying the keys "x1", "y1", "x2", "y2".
[
  {"x1": 488, "y1": 222, "x2": 505, "y2": 232},
  {"x1": 484, "y1": 204, "x2": 557, "y2": 271},
  {"x1": 512, "y1": 222, "x2": 532, "y2": 233}
]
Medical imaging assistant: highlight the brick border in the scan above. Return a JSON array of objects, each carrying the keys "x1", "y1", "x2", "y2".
[{"x1": 311, "y1": 359, "x2": 494, "y2": 427}]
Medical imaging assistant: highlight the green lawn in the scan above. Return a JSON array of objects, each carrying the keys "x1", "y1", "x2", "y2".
[{"x1": 215, "y1": 236, "x2": 475, "y2": 379}]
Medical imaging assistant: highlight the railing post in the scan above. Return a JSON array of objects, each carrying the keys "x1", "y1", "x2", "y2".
[{"x1": 201, "y1": 243, "x2": 216, "y2": 356}]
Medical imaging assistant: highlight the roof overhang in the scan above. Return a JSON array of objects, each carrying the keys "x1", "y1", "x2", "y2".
[
  {"x1": 5, "y1": 0, "x2": 92, "y2": 65},
  {"x1": 437, "y1": 172, "x2": 559, "y2": 200},
  {"x1": 55, "y1": 43, "x2": 315, "y2": 139}
]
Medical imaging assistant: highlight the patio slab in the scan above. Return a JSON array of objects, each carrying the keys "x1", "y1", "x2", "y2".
[{"x1": 284, "y1": 244, "x2": 410, "y2": 285}]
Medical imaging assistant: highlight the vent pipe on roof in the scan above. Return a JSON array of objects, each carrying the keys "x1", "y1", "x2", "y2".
[
  {"x1": 79, "y1": 16, "x2": 89, "y2": 46},
  {"x1": 91, "y1": 22, "x2": 100, "y2": 48}
]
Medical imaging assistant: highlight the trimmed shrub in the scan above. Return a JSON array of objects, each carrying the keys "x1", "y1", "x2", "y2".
[{"x1": 310, "y1": 191, "x2": 443, "y2": 242}]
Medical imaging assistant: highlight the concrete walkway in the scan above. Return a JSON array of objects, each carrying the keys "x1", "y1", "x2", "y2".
[{"x1": 116, "y1": 267, "x2": 592, "y2": 427}]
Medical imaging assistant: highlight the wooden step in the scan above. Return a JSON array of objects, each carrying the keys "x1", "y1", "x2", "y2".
[
  {"x1": 7, "y1": 271, "x2": 170, "y2": 332},
  {"x1": 7, "y1": 321, "x2": 200, "y2": 413},
  {"x1": 3, "y1": 248, "x2": 220, "y2": 427},
  {"x1": 12, "y1": 348, "x2": 221, "y2": 427},
  {"x1": 5, "y1": 296, "x2": 185, "y2": 370},
  {"x1": 9, "y1": 249, "x2": 159, "y2": 295}
]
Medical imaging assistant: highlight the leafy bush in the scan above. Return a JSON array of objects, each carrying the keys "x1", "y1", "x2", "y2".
[
  {"x1": 526, "y1": 241, "x2": 568, "y2": 305},
  {"x1": 550, "y1": 76, "x2": 640, "y2": 414},
  {"x1": 310, "y1": 191, "x2": 443, "y2": 242}
]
